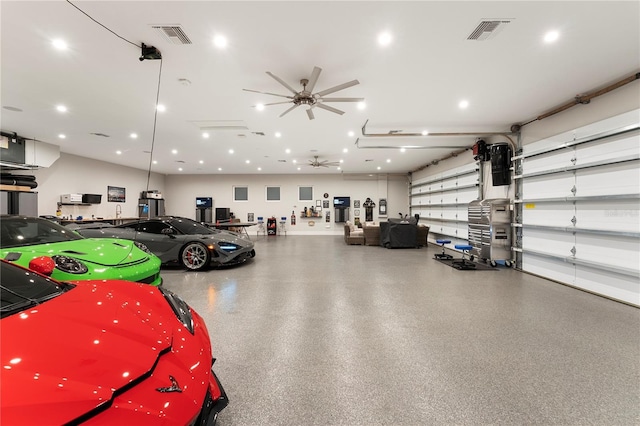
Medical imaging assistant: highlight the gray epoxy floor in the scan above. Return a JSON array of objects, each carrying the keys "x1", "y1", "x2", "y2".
[{"x1": 161, "y1": 236, "x2": 640, "y2": 426}]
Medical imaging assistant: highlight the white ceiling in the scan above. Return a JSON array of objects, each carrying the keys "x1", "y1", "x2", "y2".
[{"x1": 2, "y1": 1, "x2": 639, "y2": 175}]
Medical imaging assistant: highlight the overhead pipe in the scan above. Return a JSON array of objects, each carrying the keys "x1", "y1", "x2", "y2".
[{"x1": 515, "y1": 71, "x2": 640, "y2": 129}]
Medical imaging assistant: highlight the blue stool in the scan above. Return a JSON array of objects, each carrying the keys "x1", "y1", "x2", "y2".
[
  {"x1": 434, "y1": 239, "x2": 453, "y2": 260},
  {"x1": 452, "y1": 244, "x2": 476, "y2": 270}
]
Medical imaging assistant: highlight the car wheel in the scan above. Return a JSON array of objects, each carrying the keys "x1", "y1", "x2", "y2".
[
  {"x1": 181, "y1": 242, "x2": 211, "y2": 271},
  {"x1": 249, "y1": 249, "x2": 256, "y2": 258}
]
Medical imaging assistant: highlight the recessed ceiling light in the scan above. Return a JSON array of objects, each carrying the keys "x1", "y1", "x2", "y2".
[
  {"x1": 339, "y1": 159, "x2": 344, "y2": 163},
  {"x1": 171, "y1": 149, "x2": 178, "y2": 154},
  {"x1": 213, "y1": 35, "x2": 228, "y2": 48},
  {"x1": 52, "y1": 39, "x2": 68, "y2": 50},
  {"x1": 56, "y1": 105, "x2": 67, "y2": 113},
  {"x1": 544, "y1": 30, "x2": 559, "y2": 43},
  {"x1": 421, "y1": 130, "x2": 429, "y2": 136},
  {"x1": 218, "y1": 167, "x2": 222, "y2": 171},
  {"x1": 199, "y1": 160, "x2": 204, "y2": 164},
  {"x1": 153, "y1": 160, "x2": 158, "y2": 164},
  {"x1": 58, "y1": 134, "x2": 66, "y2": 139},
  {"x1": 337, "y1": 167, "x2": 341, "y2": 170},
  {"x1": 156, "y1": 104, "x2": 166, "y2": 112},
  {"x1": 377, "y1": 31, "x2": 392, "y2": 47},
  {"x1": 116, "y1": 150, "x2": 122, "y2": 155},
  {"x1": 400, "y1": 148, "x2": 406, "y2": 153},
  {"x1": 245, "y1": 159, "x2": 250, "y2": 164},
  {"x1": 257, "y1": 167, "x2": 262, "y2": 171},
  {"x1": 458, "y1": 100, "x2": 469, "y2": 109},
  {"x1": 275, "y1": 132, "x2": 282, "y2": 138},
  {"x1": 343, "y1": 148, "x2": 348, "y2": 153},
  {"x1": 178, "y1": 167, "x2": 183, "y2": 171},
  {"x1": 348, "y1": 131, "x2": 355, "y2": 137},
  {"x1": 297, "y1": 167, "x2": 301, "y2": 171},
  {"x1": 202, "y1": 132, "x2": 210, "y2": 139},
  {"x1": 357, "y1": 102, "x2": 366, "y2": 110},
  {"x1": 377, "y1": 166, "x2": 381, "y2": 170},
  {"x1": 256, "y1": 104, "x2": 265, "y2": 111},
  {"x1": 285, "y1": 148, "x2": 291, "y2": 154},
  {"x1": 130, "y1": 133, "x2": 138, "y2": 139},
  {"x1": 386, "y1": 159, "x2": 391, "y2": 163},
  {"x1": 292, "y1": 159, "x2": 297, "y2": 164},
  {"x1": 228, "y1": 149, "x2": 234, "y2": 154}
]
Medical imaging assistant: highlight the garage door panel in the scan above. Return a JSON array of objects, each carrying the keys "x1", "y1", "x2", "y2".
[
  {"x1": 522, "y1": 254, "x2": 575, "y2": 286},
  {"x1": 576, "y1": 131, "x2": 639, "y2": 164},
  {"x1": 523, "y1": 174, "x2": 575, "y2": 199},
  {"x1": 575, "y1": 162, "x2": 639, "y2": 197},
  {"x1": 574, "y1": 234, "x2": 640, "y2": 270},
  {"x1": 523, "y1": 202, "x2": 575, "y2": 227},
  {"x1": 522, "y1": 228, "x2": 574, "y2": 257},
  {"x1": 576, "y1": 200, "x2": 640, "y2": 233},
  {"x1": 524, "y1": 149, "x2": 576, "y2": 174},
  {"x1": 575, "y1": 267, "x2": 640, "y2": 306}
]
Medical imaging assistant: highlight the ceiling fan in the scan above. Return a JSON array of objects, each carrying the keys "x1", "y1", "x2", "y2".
[
  {"x1": 308, "y1": 156, "x2": 340, "y2": 168},
  {"x1": 243, "y1": 66, "x2": 363, "y2": 120}
]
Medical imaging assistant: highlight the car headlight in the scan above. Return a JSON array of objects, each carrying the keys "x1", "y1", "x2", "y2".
[
  {"x1": 134, "y1": 241, "x2": 152, "y2": 254},
  {"x1": 218, "y1": 243, "x2": 240, "y2": 252},
  {"x1": 51, "y1": 255, "x2": 89, "y2": 274},
  {"x1": 159, "y1": 287, "x2": 194, "y2": 334}
]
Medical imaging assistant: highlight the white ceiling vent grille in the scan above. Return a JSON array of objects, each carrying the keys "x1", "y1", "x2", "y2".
[
  {"x1": 467, "y1": 19, "x2": 512, "y2": 41},
  {"x1": 151, "y1": 25, "x2": 192, "y2": 45}
]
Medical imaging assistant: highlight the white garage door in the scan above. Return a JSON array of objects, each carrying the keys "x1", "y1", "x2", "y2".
[{"x1": 517, "y1": 109, "x2": 639, "y2": 306}]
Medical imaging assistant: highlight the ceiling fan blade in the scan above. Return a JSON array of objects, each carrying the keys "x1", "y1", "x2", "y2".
[
  {"x1": 315, "y1": 103, "x2": 345, "y2": 115},
  {"x1": 266, "y1": 72, "x2": 299, "y2": 95},
  {"x1": 264, "y1": 101, "x2": 293, "y2": 106},
  {"x1": 306, "y1": 108, "x2": 315, "y2": 120},
  {"x1": 242, "y1": 88, "x2": 292, "y2": 99},
  {"x1": 305, "y1": 66, "x2": 322, "y2": 93},
  {"x1": 279, "y1": 104, "x2": 300, "y2": 117},
  {"x1": 314, "y1": 79, "x2": 359, "y2": 97},
  {"x1": 318, "y1": 97, "x2": 364, "y2": 102}
]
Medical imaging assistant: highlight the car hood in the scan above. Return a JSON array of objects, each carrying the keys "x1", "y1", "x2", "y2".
[
  {"x1": 1, "y1": 281, "x2": 173, "y2": 425},
  {"x1": 7, "y1": 238, "x2": 143, "y2": 266}
]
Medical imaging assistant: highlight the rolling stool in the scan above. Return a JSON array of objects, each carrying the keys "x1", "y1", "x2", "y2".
[
  {"x1": 256, "y1": 217, "x2": 266, "y2": 237},
  {"x1": 434, "y1": 239, "x2": 453, "y2": 260},
  {"x1": 278, "y1": 217, "x2": 287, "y2": 236},
  {"x1": 452, "y1": 245, "x2": 476, "y2": 270}
]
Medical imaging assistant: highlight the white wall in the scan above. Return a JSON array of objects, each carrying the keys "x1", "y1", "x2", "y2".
[
  {"x1": 25, "y1": 152, "x2": 166, "y2": 219},
  {"x1": 164, "y1": 173, "x2": 410, "y2": 235}
]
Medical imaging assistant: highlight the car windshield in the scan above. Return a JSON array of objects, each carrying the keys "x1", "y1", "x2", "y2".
[
  {"x1": 0, "y1": 217, "x2": 84, "y2": 248},
  {"x1": 168, "y1": 217, "x2": 215, "y2": 235},
  {"x1": 0, "y1": 261, "x2": 66, "y2": 318}
]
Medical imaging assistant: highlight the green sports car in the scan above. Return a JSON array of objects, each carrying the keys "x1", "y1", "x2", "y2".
[{"x1": 1, "y1": 216, "x2": 162, "y2": 286}]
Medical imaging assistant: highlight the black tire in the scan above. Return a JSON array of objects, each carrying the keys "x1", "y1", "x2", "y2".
[
  {"x1": 250, "y1": 249, "x2": 256, "y2": 258},
  {"x1": 180, "y1": 242, "x2": 211, "y2": 271},
  {"x1": 505, "y1": 260, "x2": 512, "y2": 267},
  {"x1": 490, "y1": 260, "x2": 497, "y2": 267}
]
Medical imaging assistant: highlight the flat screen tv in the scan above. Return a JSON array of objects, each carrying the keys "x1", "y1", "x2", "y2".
[
  {"x1": 333, "y1": 196, "x2": 350, "y2": 208},
  {"x1": 196, "y1": 197, "x2": 213, "y2": 208}
]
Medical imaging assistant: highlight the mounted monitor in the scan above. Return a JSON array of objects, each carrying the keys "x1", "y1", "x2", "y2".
[
  {"x1": 196, "y1": 197, "x2": 213, "y2": 208},
  {"x1": 333, "y1": 196, "x2": 350, "y2": 208}
]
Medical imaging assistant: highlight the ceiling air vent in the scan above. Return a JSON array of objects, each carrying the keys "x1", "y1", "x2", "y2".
[
  {"x1": 90, "y1": 132, "x2": 110, "y2": 138},
  {"x1": 151, "y1": 25, "x2": 192, "y2": 45},
  {"x1": 467, "y1": 19, "x2": 512, "y2": 41}
]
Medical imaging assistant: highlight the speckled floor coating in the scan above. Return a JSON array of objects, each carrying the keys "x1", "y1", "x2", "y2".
[{"x1": 161, "y1": 235, "x2": 640, "y2": 426}]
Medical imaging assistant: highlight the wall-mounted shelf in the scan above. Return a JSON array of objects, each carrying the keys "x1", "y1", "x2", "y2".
[{"x1": 58, "y1": 202, "x2": 92, "y2": 206}]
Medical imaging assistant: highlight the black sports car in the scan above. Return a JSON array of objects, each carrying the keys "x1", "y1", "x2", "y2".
[{"x1": 68, "y1": 216, "x2": 255, "y2": 271}]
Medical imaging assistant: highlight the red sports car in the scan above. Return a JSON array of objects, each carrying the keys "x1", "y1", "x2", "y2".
[{"x1": 0, "y1": 258, "x2": 228, "y2": 425}]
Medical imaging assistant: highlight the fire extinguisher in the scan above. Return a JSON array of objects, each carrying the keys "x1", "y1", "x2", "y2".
[{"x1": 291, "y1": 210, "x2": 296, "y2": 225}]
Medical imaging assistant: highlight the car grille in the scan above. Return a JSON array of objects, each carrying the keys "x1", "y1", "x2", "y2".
[{"x1": 137, "y1": 273, "x2": 159, "y2": 284}]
